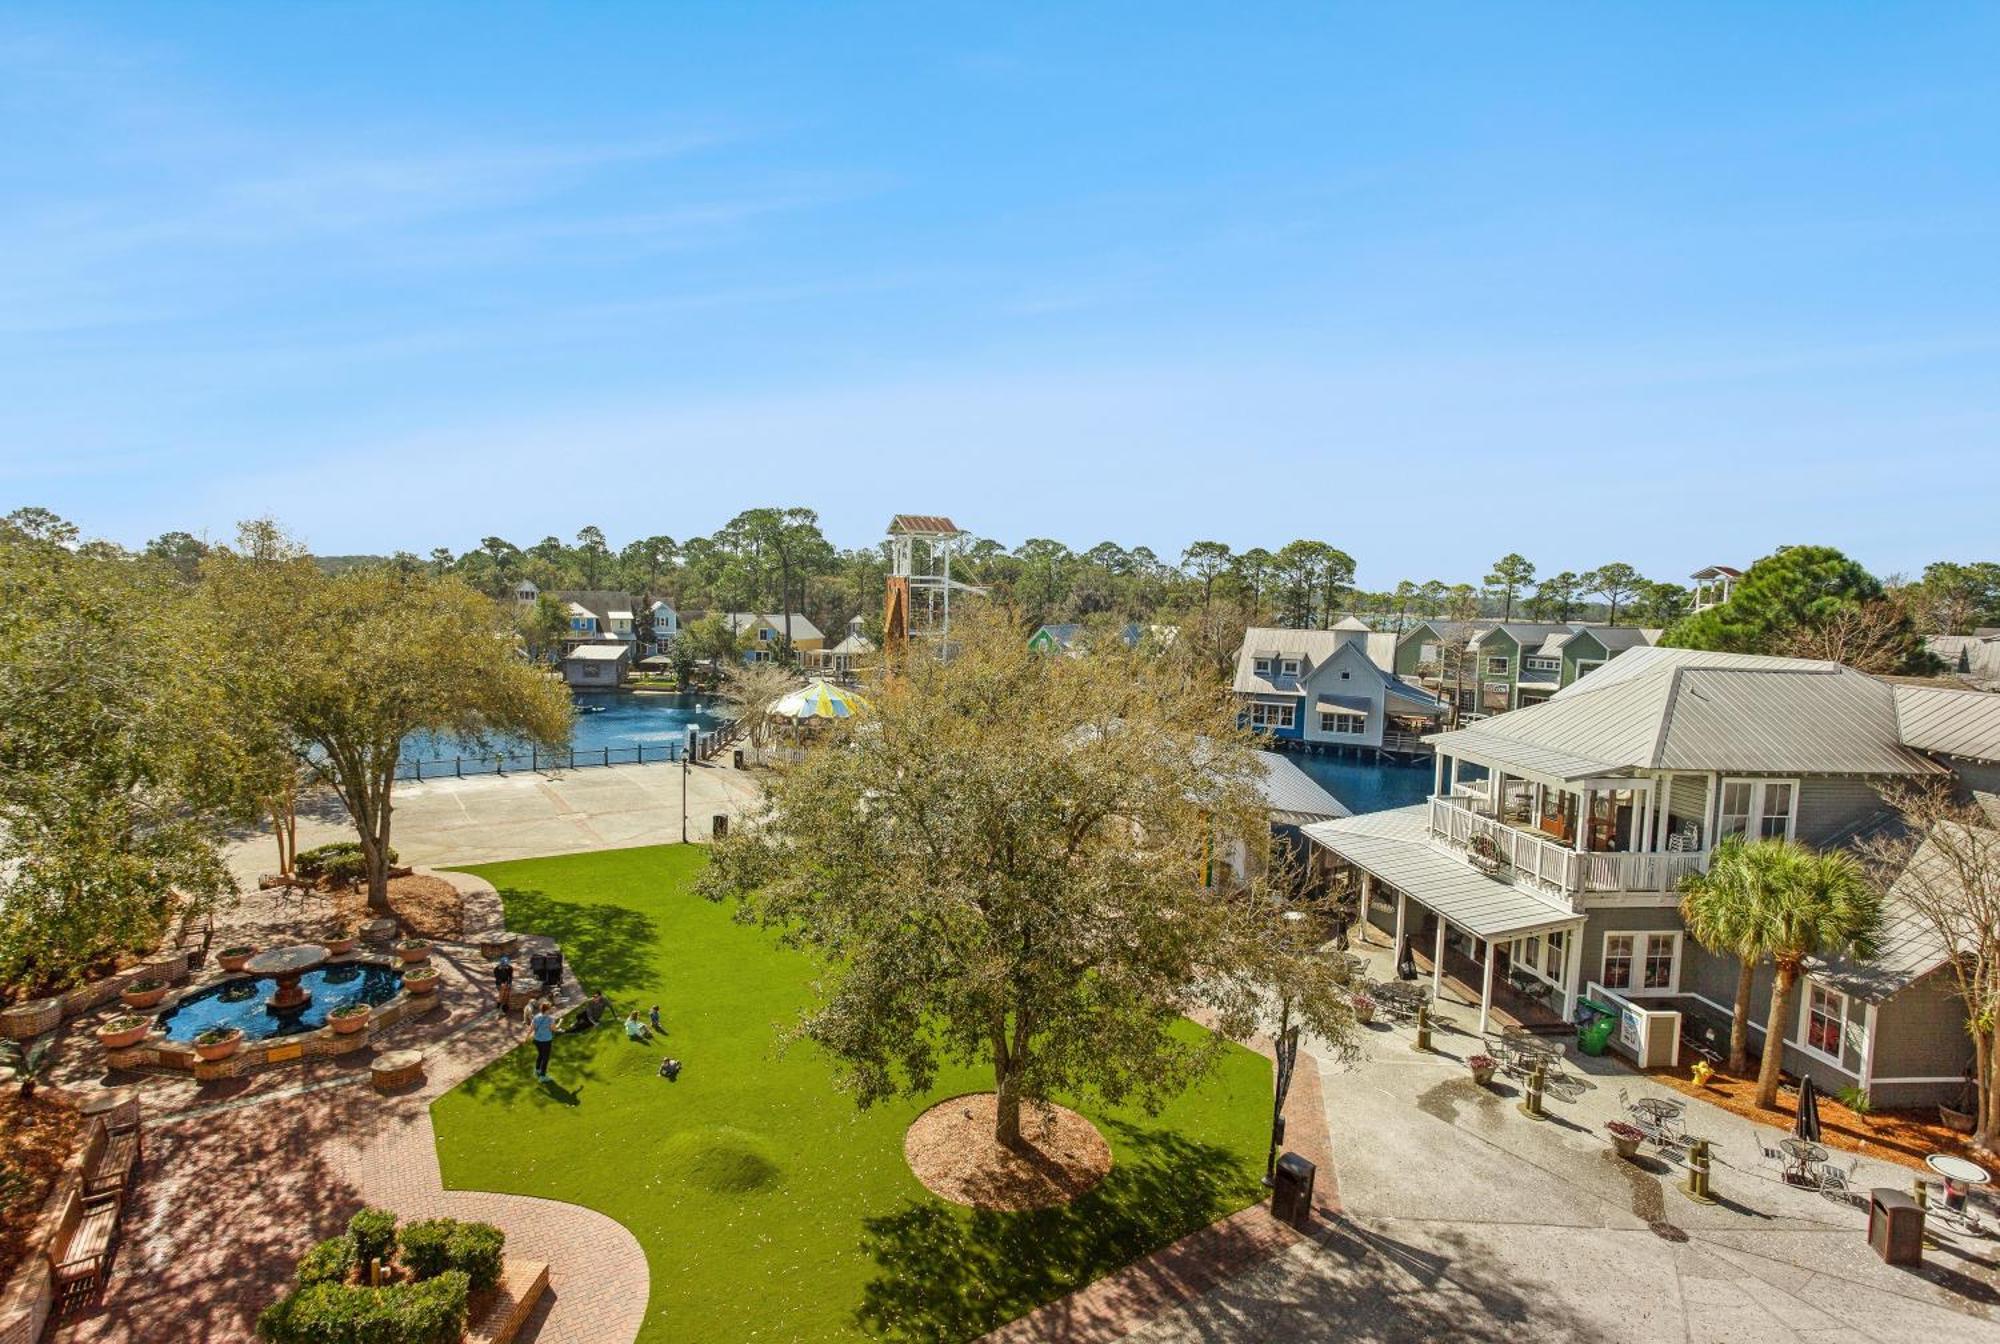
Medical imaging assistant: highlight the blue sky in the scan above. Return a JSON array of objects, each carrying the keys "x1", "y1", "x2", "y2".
[{"x1": 2, "y1": 4, "x2": 1995, "y2": 588}]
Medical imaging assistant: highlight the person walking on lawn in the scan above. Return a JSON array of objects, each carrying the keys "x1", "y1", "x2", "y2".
[{"x1": 530, "y1": 999, "x2": 556, "y2": 1080}]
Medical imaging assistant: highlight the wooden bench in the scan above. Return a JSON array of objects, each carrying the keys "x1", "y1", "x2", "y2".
[
  {"x1": 85, "y1": 1123, "x2": 141, "y2": 1200},
  {"x1": 53, "y1": 1193, "x2": 122, "y2": 1316},
  {"x1": 370, "y1": 1049, "x2": 424, "y2": 1093}
]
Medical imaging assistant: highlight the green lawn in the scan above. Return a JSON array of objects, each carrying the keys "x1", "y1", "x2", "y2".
[{"x1": 429, "y1": 845, "x2": 1272, "y2": 1344}]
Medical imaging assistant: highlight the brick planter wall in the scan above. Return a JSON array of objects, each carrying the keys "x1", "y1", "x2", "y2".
[{"x1": 1, "y1": 951, "x2": 190, "y2": 1042}]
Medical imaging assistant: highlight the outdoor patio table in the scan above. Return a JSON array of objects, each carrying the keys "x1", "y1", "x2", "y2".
[
  {"x1": 1925, "y1": 1153, "x2": 1991, "y2": 1213},
  {"x1": 1630, "y1": 1097, "x2": 1685, "y2": 1131},
  {"x1": 1780, "y1": 1138, "x2": 1828, "y2": 1186}
]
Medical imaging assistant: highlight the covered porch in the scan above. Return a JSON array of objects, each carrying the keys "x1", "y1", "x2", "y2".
[{"x1": 1302, "y1": 806, "x2": 1587, "y2": 1036}]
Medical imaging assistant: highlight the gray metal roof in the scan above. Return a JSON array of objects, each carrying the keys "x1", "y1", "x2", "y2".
[
  {"x1": 1234, "y1": 628, "x2": 1445, "y2": 714},
  {"x1": 564, "y1": 644, "x2": 629, "y2": 661},
  {"x1": 1428, "y1": 647, "x2": 1943, "y2": 779},
  {"x1": 1808, "y1": 818, "x2": 1991, "y2": 1001},
  {"x1": 1251, "y1": 750, "x2": 1352, "y2": 825},
  {"x1": 1302, "y1": 806, "x2": 1583, "y2": 938},
  {"x1": 1894, "y1": 685, "x2": 2000, "y2": 763}
]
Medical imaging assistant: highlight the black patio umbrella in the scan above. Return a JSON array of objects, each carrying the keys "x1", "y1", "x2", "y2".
[{"x1": 1794, "y1": 1076, "x2": 1823, "y2": 1144}]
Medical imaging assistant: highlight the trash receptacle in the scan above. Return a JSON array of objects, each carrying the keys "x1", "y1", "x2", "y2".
[
  {"x1": 1575, "y1": 999, "x2": 1618, "y2": 1056},
  {"x1": 712, "y1": 813, "x2": 729, "y2": 839},
  {"x1": 1272, "y1": 1152, "x2": 1315, "y2": 1228},
  {"x1": 732, "y1": 748, "x2": 745, "y2": 769},
  {"x1": 1868, "y1": 1188, "x2": 1923, "y2": 1265}
]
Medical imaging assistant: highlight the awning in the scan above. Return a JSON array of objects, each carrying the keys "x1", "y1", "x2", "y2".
[
  {"x1": 1316, "y1": 695, "x2": 1369, "y2": 718},
  {"x1": 1301, "y1": 805, "x2": 1583, "y2": 939}
]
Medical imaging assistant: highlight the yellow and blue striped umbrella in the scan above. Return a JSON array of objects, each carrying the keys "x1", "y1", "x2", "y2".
[{"x1": 769, "y1": 678, "x2": 873, "y2": 721}]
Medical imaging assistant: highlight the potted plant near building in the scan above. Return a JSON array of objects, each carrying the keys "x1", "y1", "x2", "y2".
[
  {"x1": 1350, "y1": 992, "x2": 1376, "y2": 1025},
  {"x1": 96, "y1": 1015, "x2": 153, "y2": 1050},
  {"x1": 395, "y1": 938, "x2": 431, "y2": 964},
  {"x1": 323, "y1": 928, "x2": 358, "y2": 956},
  {"x1": 1467, "y1": 1053, "x2": 1498, "y2": 1087},
  {"x1": 328, "y1": 1003, "x2": 373, "y2": 1035},
  {"x1": 120, "y1": 977, "x2": 170, "y2": 1010},
  {"x1": 193, "y1": 1026, "x2": 244, "y2": 1062},
  {"x1": 1604, "y1": 1120, "x2": 1645, "y2": 1160},
  {"x1": 218, "y1": 945, "x2": 257, "y2": 972},
  {"x1": 1467, "y1": 833, "x2": 1503, "y2": 874},
  {"x1": 401, "y1": 965, "x2": 440, "y2": 997}
]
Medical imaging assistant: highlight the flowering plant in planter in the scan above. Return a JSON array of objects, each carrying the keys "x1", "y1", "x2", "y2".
[
  {"x1": 1466, "y1": 1053, "x2": 1498, "y2": 1086},
  {"x1": 96, "y1": 1014, "x2": 153, "y2": 1049},
  {"x1": 1350, "y1": 993, "x2": 1377, "y2": 1025},
  {"x1": 1467, "y1": 833, "x2": 1503, "y2": 871},
  {"x1": 120, "y1": 977, "x2": 170, "y2": 1009},
  {"x1": 328, "y1": 1003, "x2": 374, "y2": 1034},
  {"x1": 193, "y1": 1026, "x2": 244, "y2": 1062},
  {"x1": 218, "y1": 946, "x2": 257, "y2": 972},
  {"x1": 1604, "y1": 1119, "x2": 1646, "y2": 1158}
]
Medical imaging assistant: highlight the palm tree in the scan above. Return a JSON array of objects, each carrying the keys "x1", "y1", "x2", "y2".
[
  {"x1": 1751, "y1": 846, "x2": 1883, "y2": 1109},
  {"x1": 1678, "y1": 838, "x2": 1785, "y2": 1075}
]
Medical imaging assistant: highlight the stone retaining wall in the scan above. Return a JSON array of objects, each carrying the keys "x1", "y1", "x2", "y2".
[{"x1": 0, "y1": 950, "x2": 192, "y2": 1041}]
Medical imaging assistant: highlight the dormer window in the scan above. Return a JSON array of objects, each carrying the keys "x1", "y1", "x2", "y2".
[
  {"x1": 1279, "y1": 658, "x2": 1301, "y2": 678},
  {"x1": 1253, "y1": 658, "x2": 1272, "y2": 677}
]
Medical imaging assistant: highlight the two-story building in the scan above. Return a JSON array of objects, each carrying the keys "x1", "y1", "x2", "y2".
[
  {"x1": 722, "y1": 612, "x2": 826, "y2": 663},
  {"x1": 546, "y1": 591, "x2": 679, "y2": 657},
  {"x1": 1235, "y1": 624, "x2": 1447, "y2": 754},
  {"x1": 1391, "y1": 619, "x2": 1660, "y2": 715},
  {"x1": 1301, "y1": 646, "x2": 2000, "y2": 1109}
]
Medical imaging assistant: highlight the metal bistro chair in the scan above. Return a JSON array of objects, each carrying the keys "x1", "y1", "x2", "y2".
[
  {"x1": 1753, "y1": 1130, "x2": 1786, "y2": 1175},
  {"x1": 1817, "y1": 1157, "x2": 1862, "y2": 1205}
]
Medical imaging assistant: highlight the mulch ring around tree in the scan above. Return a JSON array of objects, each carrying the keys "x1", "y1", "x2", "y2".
[
  {"x1": 904, "y1": 1093, "x2": 1113, "y2": 1211},
  {"x1": 333, "y1": 875, "x2": 465, "y2": 940}
]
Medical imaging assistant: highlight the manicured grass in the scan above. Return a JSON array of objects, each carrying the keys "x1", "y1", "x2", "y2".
[{"x1": 430, "y1": 845, "x2": 1272, "y2": 1344}]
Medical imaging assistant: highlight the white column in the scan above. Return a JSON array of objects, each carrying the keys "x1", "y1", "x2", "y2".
[
  {"x1": 1432, "y1": 752, "x2": 1445, "y2": 797},
  {"x1": 1574, "y1": 788, "x2": 1591, "y2": 852},
  {"x1": 1562, "y1": 922, "x2": 1586, "y2": 1020},
  {"x1": 1635, "y1": 787, "x2": 1652, "y2": 855},
  {"x1": 1654, "y1": 773, "x2": 1672, "y2": 849},
  {"x1": 1433, "y1": 916, "x2": 1447, "y2": 999},
  {"x1": 1448, "y1": 756, "x2": 1462, "y2": 793},
  {"x1": 1479, "y1": 938, "x2": 1496, "y2": 1036}
]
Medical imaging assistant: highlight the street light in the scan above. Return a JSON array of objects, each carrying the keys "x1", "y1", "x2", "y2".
[{"x1": 1264, "y1": 907, "x2": 1310, "y2": 1187}]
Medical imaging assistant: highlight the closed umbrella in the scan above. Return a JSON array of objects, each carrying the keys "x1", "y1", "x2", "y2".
[
  {"x1": 1794, "y1": 1076, "x2": 1823, "y2": 1144},
  {"x1": 1395, "y1": 935, "x2": 1416, "y2": 981}
]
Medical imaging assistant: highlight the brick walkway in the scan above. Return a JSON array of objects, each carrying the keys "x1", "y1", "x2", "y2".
[{"x1": 52, "y1": 872, "x2": 649, "y2": 1344}]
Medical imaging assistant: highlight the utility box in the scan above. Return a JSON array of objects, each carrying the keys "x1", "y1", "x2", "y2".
[
  {"x1": 1868, "y1": 1188, "x2": 1923, "y2": 1266},
  {"x1": 1272, "y1": 1152, "x2": 1315, "y2": 1228}
]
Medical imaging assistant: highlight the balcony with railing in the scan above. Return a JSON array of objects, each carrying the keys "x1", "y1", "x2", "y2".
[{"x1": 1428, "y1": 793, "x2": 1708, "y2": 899}]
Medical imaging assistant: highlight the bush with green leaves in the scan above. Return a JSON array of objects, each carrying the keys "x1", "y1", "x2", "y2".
[
  {"x1": 255, "y1": 1270, "x2": 468, "y2": 1344},
  {"x1": 346, "y1": 1206, "x2": 399, "y2": 1267},
  {"x1": 293, "y1": 1234, "x2": 357, "y2": 1288},
  {"x1": 295, "y1": 842, "x2": 397, "y2": 887},
  {"x1": 396, "y1": 1216, "x2": 505, "y2": 1292}
]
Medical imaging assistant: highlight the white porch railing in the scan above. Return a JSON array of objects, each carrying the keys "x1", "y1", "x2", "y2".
[{"x1": 1428, "y1": 796, "x2": 1707, "y2": 896}]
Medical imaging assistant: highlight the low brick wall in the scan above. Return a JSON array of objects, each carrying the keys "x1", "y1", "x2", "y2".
[
  {"x1": 0, "y1": 951, "x2": 191, "y2": 1042},
  {"x1": 468, "y1": 1260, "x2": 549, "y2": 1344}
]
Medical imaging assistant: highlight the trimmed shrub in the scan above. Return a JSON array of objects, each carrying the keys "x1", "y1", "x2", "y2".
[
  {"x1": 397, "y1": 1216, "x2": 506, "y2": 1292},
  {"x1": 296, "y1": 841, "x2": 397, "y2": 886},
  {"x1": 294, "y1": 1234, "x2": 357, "y2": 1288},
  {"x1": 346, "y1": 1206, "x2": 399, "y2": 1267},
  {"x1": 255, "y1": 1272, "x2": 468, "y2": 1344}
]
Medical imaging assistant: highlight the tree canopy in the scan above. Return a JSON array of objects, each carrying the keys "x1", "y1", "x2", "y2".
[
  {"x1": 1661, "y1": 544, "x2": 1929, "y2": 672},
  {"x1": 697, "y1": 612, "x2": 1352, "y2": 1146}
]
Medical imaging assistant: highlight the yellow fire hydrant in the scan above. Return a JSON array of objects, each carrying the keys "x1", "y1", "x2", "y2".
[{"x1": 1691, "y1": 1059, "x2": 1714, "y2": 1088}]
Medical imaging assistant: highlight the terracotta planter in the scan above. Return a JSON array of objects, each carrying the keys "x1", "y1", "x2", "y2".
[
  {"x1": 194, "y1": 1030, "x2": 243, "y2": 1062},
  {"x1": 120, "y1": 982, "x2": 169, "y2": 1010},
  {"x1": 1470, "y1": 1064, "x2": 1497, "y2": 1087},
  {"x1": 1609, "y1": 1134, "x2": 1642, "y2": 1159},
  {"x1": 218, "y1": 948, "x2": 256, "y2": 972},
  {"x1": 96, "y1": 1018, "x2": 152, "y2": 1050},
  {"x1": 403, "y1": 972, "x2": 440, "y2": 997},
  {"x1": 324, "y1": 935, "x2": 359, "y2": 956},
  {"x1": 1351, "y1": 1001, "x2": 1376, "y2": 1025},
  {"x1": 329, "y1": 1006, "x2": 372, "y2": 1035},
  {"x1": 397, "y1": 942, "x2": 431, "y2": 964}
]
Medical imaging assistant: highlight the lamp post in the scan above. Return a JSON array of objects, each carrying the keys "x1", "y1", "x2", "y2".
[
  {"x1": 1264, "y1": 907, "x2": 1309, "y2": 1187},
  {"x1": 682, "y1": 724, "x2": 696, "y2": 843}
]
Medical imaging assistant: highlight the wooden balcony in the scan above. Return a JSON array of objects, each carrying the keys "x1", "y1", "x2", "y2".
[{"x1": 1428, "y1": 795, "x2": 1707, "y2": 897}]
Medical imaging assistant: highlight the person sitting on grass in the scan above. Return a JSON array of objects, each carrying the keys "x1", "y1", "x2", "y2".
[
  {"x1": 624, "y1": 1010, "x2": 651, "y2": 1041},
  {"x1": 570, "y1": 989, "x2": 610, "y2": 1031}
]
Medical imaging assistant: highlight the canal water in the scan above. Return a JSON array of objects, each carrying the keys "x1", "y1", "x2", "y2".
[
  {"x1": 400, "y1": 691, "x2": 731, "y2": 777},
  {"x1": 1288, "y1": 752, "x2": 1433, "y2": 815}
]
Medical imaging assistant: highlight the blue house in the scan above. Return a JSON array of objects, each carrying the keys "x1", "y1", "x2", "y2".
[{"x1": 1233, "y1": 621, "x2": 1445, "y2": 749}]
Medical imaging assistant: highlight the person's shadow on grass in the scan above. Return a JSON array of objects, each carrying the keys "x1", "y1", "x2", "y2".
[{"x1": 540, "y1": 1077, "x2": 582, "y2": 1106}]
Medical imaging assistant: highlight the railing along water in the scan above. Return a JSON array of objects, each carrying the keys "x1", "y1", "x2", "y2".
[{"x1": 396, "y1": 720, "x2": 743, "y2": 782}]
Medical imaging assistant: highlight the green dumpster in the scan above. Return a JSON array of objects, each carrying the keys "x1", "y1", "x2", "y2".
[{"x1": 1575, "y1": 998, "x2": 1618, "y2": 1056}]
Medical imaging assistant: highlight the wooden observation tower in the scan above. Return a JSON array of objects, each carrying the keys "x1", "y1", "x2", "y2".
[{"x1": 883, "y1": 515, "x2": 977, "y2": 655}]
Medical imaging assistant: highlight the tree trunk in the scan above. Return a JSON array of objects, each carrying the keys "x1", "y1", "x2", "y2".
[
  {"x1": 1977, "y1": 1028, "x2": 1997, "y2": 1157},
  {"x1": 1728, "y1": 958, "x2": 1755, "y2": 1075},
  {"x1": 994, "y1": 1060, "x2": 1023, "y2": 1150},
  {"x1": 1756, "y1": 960, "x2": 1798, "y2": 1109}
]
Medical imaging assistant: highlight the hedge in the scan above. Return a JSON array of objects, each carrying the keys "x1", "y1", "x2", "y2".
[
  {"x1": 294, "y1": 1235, "x2": 357, "y2": 1288},
  {"x1": 347, "y1": 1207, "x2": 399, "y2": 1267},
  {"x1": 398, "y1": 1217, "x2": 506, "y2": 1293},
  {"x1": 296, "y1": 841, "x2": 399, "y2": 886},
  {"x1": 256, "y1": 1271, "x2": 468, "y2": 1344}
]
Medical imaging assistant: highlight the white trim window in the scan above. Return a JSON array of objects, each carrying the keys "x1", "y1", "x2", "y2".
[
  {"x1": 1573, "y1": 658, "x2": 1606, "y2": 679},
  {"x1": 1279, "y1": 658, "x2": 1302, "y2": 678},
  {"x1": 1524, "y1": 656, "x2": 1560, "y2": 673},
  {"x1": 1600, "y1": 931, "x2": 1678, "y2": 994},
  {"x1": 1485, "y1": 655, "x2": 1510, "y2": 675},
  {"x1": 1250, "y1": 701, "x2": 1297, "y2": 730},
  {"x1": 1253, "y1": 657, "x2": 1272, "y2": 677},
  {"x1": 1718, "y1": 778, "x2": 1799, "y2": 843},
  {"x1": 1800, "y1": 981, "x2": 1849, "y2": 1063},
  {"x1": 1319, "y1": 711, "x2": 1365, "y2": 735}
]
